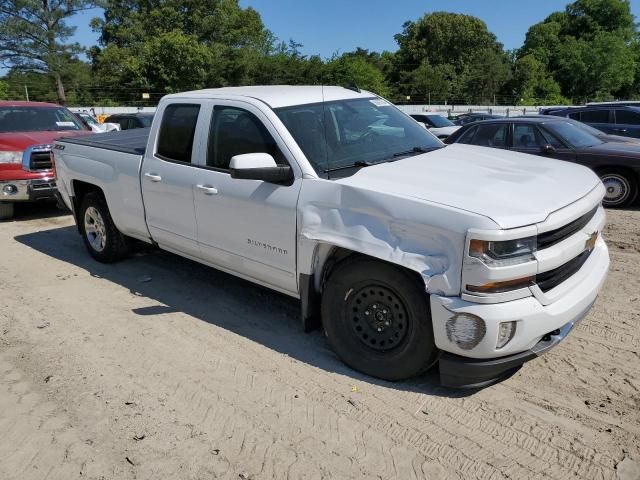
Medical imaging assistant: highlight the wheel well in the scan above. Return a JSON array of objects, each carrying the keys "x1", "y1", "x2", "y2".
[
  {"x1": 594, "y1": 165, "x2": 639, "y2": 184},
  {"x1": 300, "y1": 245, "x2": 426, "y2": 332},
  {"x1": 71, "y1": 181, "x2": 104, "y2": 231}
]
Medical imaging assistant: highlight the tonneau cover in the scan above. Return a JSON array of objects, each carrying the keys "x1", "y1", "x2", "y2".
[{"x1": 57, "y1": 127, "x2": 149, "y2": 155}]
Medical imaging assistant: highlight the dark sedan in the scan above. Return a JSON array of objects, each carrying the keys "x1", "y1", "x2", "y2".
[
  {"x1": 445, "y1": 117, "x2": 640, "y2": 207},
  {"x1": 452, "y1": 112, "x2": 502, "y2": 126}
]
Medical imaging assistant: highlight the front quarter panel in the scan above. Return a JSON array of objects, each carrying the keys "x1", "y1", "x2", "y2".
[{"x1": 296, "y1": 179, "x2": 498, "y2": 296}]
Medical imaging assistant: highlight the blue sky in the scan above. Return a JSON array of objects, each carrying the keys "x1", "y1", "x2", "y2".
[{"x1": 69, "y1": 0, "x2": 640, "y2": 57}]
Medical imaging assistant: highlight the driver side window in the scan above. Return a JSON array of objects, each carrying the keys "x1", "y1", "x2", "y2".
[{"x1": 207, "y1": 106, "x2": 284, "y2": 171}]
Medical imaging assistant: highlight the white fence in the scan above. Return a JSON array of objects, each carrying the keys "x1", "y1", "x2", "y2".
[{"x1": 70, "y1": 104, "x2": 565, "y2": 117}]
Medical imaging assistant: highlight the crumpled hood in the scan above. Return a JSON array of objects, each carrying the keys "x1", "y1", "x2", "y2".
[
  {"x1": 0, "y1": 130, "x2": 90, "y2": 151},
  {"x1": 336, "y1": 144, "x2": 601, "y2": 229}
]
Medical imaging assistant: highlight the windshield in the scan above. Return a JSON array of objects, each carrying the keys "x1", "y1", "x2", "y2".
[
  {"x1": 276, "y1": 98, "x2": 442, "y2": 175},
  {"x1": 545, "y1": 121, "x2": 604, "y2": 148},
  {"x1": 0, "y1": 106, "x2": 85, "y2": 133},
  {"x1": 427, "y1": 115, "x2": 454, "y2": 128},
  {"x1": 78, "y1": 113, "x2": 98, "y2": 127}
]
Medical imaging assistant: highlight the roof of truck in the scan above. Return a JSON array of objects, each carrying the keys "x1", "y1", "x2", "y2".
[{"x1": 166, "y1": 85, "x2": 377, "y2": 109}]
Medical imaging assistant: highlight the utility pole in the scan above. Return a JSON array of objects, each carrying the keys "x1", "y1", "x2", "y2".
[{"x1": 24, "y1": 85, "x2": 29, "y2": 102}]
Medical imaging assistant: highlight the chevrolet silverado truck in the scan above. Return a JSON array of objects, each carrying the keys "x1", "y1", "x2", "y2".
[
  {"x1": 0, "y1": 101, "x2": 92, "y2": 220},
  {"x1": 53, "y1": 86, "x2": 609, "y2": 387}
]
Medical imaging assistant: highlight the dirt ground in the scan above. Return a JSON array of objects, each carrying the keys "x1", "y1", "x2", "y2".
[{"x1": 0, "y1": 203, "x2": 639, "y2": 480}]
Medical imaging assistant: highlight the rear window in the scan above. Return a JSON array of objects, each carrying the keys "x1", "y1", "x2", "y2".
[
  {"x1": 156, "y1": 104, "x2": 200, "y2": 163},
  {"x1": 469, "y1": 124, "x2": 508, "y2": 147},
  {"x1": 580, "y1": 110, "x2": 609, "y2": 123}
]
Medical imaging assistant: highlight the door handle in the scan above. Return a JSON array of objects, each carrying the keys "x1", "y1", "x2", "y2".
[
  {"x1": 196, "y1": 184, "x2": 218, "y2": 195},
  {"x1": 144, "y1": 173, "x2": 162, "y2": 182}
]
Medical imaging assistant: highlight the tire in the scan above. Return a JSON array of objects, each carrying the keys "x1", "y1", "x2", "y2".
[
  {"x1": 598, "y1": 169, "x2": 638, "y2": 208},
  {"x1": 321, "y1": 256, "x2": 439, "y2": 381},
  {"x1": 78, "y1": 192, "x2": 129, "y2": 263},
  {"x1": 0, "y1": 202, "x2": 14, "y2": 221}
]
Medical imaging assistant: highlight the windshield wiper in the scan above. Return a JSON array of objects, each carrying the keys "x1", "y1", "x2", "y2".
[
  {"x1": 324, "y1": 160, "x2": 374, "y2": 173},
  {"x1": 391, "y1": 146, "x2": 436, "y2": 158}
]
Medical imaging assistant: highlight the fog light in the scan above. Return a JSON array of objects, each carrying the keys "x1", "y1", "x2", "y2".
[
  {"x1": 445, "y1": 313, "x2": 486, "y2": 350},
  {"x1": 496, "y1": 321, "x2": 517, "y2": 349},
  {"x1": 2, "y1": 184, "x2": 18, "y2": 196}
]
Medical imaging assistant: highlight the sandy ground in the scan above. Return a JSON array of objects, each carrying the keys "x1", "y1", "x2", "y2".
[{"x1": 0, "y1": 203, "x2": 639, "y2": 480}]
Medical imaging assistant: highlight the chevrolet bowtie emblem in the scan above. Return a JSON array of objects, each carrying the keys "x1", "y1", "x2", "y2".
[{"x1": 586, "y1": 231, "x2": 598, "y2": 252}]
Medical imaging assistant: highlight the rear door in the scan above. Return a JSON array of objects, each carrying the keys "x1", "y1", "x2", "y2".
[
  {"x1": 141, "y1": 102, "x2": 202, "y2": 257},
  {"x1": 511, "y1": 123, "x2": 576, "y2": 161},
  {"x1": 613, "y1": 109, "x2": 640, "y2": 138},
  {"x1": 192, "y1": 100, "x2": 301, "y2": 294}
]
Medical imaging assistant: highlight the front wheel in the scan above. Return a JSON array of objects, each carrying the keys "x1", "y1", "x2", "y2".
[
  {"x1": 79, "y1": 192, "x2": 129, "y2": 263},
  {"x1": 599, "y1": 169, "x2": 638, "y2": 208},
  {"x1": 321, "y1": 257, "x2": 439, "y2": 381}
]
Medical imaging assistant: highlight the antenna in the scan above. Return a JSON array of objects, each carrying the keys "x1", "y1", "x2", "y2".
[{"x1": 344, "y1": 84, "x2": 361, "y2": 93}]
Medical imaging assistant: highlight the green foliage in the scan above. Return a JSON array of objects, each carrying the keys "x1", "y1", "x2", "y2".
[
  {"x1": 324, "y1": 55, "x2": 391, "y2": 97},
  {"x1": 2, "y1": 0, "x2": 640, "y2": 106},
  {"x1": 0, "y1": 80, "x2": 8, "y2": 99},
  {"x1": 520, "y1": 0, "x2": 637, "y2": 102},
  {"x1": 0, "y1": 0, "x2": 101, "y2": 103},
  {"x1": 393, "y1": 12, "x2": 512, "y2": 103}
]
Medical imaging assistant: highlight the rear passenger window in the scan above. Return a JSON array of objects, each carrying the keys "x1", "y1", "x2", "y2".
[
  {"x1": 580, "y1": 110, "x2": 609, "y2": 123},
  {"x1": 157, "y1": 104, "x2": 200, "y2": 163},
  {"x1": 457, "y1": 126, "x2": 477, "y2": 144},
  {"x1": 207, "y1": 106, "x2": 283, "y2": 171},
  {"x1": 470, "y1": 124, "x2": 508, "y2": 147},
  {"x1": 615, "y1": 110, "x2": 640, "y2": 125}
]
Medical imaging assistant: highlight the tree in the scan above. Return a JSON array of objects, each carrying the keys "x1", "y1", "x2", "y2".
[
  {"x1": 519, "y1": 0, "x2": 637, "y2": 102},
  {"x1": 508, "y1": 55, "x2": 568, "y2": 105},
  {"x1": 91, "y1": 0, "x2": 273, "y2": 98},
  {"x1": 324, "y1": 54, "x2": 390, "y2": 97},
  {"x1": 0, "y1": 0, "x2": 100, "y2": 104},
  {"x1": 393, "y1": 12, "x2": 511, "y2": 103},
  {"x1": 0, "y1": 79, "x2": 8, "y2": 99}
]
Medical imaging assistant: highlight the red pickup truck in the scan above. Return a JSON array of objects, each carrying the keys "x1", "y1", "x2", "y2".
[{"x1": 0, "y1": 101, "x2": 92, "y2": 220}]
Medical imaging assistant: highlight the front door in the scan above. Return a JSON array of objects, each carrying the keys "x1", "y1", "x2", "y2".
[
  {"x1": 193, "y1": 102, "x2": 301, "y2": 294},
  {"x1": 511, "y1": 123, "x2": 576, "y2": 162},
  {"x1": 141, "y1": 102, "x2": 202, "y2": 257}
]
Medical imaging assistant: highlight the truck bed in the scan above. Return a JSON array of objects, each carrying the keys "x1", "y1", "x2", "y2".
[{"x1": 58, "y1": 128, "x2": 149, "y2": 155}]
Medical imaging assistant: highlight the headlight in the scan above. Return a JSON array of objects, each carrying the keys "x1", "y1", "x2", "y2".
[
  {"x1": 469, "y1": 237, "x2": 536, "y2": 266},
  {"x1": 0, "y1": 151, "x2": 23, "y2": 164}
]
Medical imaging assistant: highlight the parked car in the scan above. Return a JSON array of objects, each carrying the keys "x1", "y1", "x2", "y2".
[
  {"x1": 103, "y1": 112, "x2": 154, "y2": 130},
  {"x1": 445, "y1": 116, "x2": 640, "y2": 207},
  {"x1": 75, "y1": 112, "x2": 121, "y2": 133},
  {"x1": 0, "y1": 101, "x2": 92, "y2": 220},
  {"x1": 541, "y1": 105, "x2": 640, "y2": 139},
  {"x1": 515, "y1": 116, "x2": 640, "y2": 145},
  {"x1": 409, "y1": 113, "x2": 460, "y2": 139},
  {"x1": 54, "y1": 86, "x2": 608, "y2": 388},
  {"x1": 452, "y1": 112, "x2": 502, "y2": 126}
]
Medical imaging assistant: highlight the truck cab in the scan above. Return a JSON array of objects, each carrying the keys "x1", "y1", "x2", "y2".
[{"x1": 0, "y1": 101, "x2": 91, "y2": 220}]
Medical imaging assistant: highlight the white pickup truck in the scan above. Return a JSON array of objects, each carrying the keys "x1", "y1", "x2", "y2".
[{"x1": 54, "y1": 86, "x2": 609, "y2": 387}]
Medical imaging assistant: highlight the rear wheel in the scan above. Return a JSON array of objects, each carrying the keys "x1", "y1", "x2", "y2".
[
  {"x1": 321, "y1": 257, "x2": 439, "y2": 381},
  {"x1": 79, "y1": 192, "x2": 129, "y2": 263},
  {"x1": 599, "y1": 169, "x2": 638, "y2": 208},
  {"x1": 0, "y1": 202, "x2": 14, "y2": 221}
]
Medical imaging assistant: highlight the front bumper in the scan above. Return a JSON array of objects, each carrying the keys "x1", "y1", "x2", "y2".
[
  {"x1": 431, "y1": 236, "x2": 609, "y2": 387},
  {"x1": 438, "y1": 302, "x2": 591, "y2": 388},
  {"x1": 0, "y1": 178, "x2": 57, "y2": 202}
]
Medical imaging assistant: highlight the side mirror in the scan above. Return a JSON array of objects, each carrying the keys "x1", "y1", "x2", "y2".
[
  {"x1": 229, "y1": 153, "x2": 294, "y2": 185},
  {"x1": 541, "y1": 144, "x2": 556, "y2": 155}
]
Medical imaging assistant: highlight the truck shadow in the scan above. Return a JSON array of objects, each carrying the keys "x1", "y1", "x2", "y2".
[
  {"x1": 8, "y1": 202, "x2": 70, "y2": 222},
  {"x1": 15, "y1": 226, "x2": 488, "y2": 398}
]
